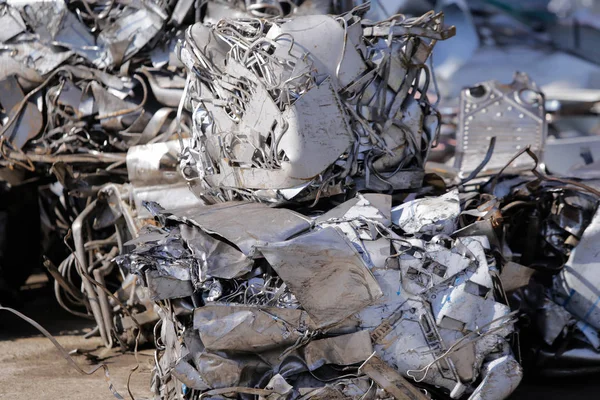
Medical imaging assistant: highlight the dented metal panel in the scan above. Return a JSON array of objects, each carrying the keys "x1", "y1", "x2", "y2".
[
  {"x1": 455, "y1": 72, "x2": 547, "y2": 177},
  {"x1": 303, "y1": 330, "x2": 373, "y2": 370},
  {"x1": 258, "y1": 227, "x2": 383, "y2": 328},
  {"x1": 169, "y1": 202, "x2": 311, "y2": 255},
  {"x1": 193, "y1": 304, "x2": 312, "y2": 352},
  {"x1": 6, "y1": 2, "x2": 600, "y2": 400}
]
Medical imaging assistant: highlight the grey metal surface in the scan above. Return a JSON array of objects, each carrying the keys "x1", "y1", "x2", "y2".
[{"x1": 455, "y1": 72, "x2": 546, "y2": 177}]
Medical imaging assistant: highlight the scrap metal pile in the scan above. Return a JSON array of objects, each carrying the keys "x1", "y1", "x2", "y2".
[
  {"x1": 0, "y1": 0, "x2": 196, "y2": 296},
  {"x1": 176, "y1": 4, "x2": 453, "y2": 203},
  {"x1": 0, "y1": 0, "x2": 319, "y2": 297},
  {"x1": 2, "y1": 2, "x2": 600, "y2": 400}
]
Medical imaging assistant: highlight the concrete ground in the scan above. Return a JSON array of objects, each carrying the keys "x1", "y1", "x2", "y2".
[{"x1": 1, "y1": 273, "x2": 598, "y2": 399}]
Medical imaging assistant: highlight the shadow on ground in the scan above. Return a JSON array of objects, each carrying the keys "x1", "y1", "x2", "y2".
[
  {"x1": 0, "y1": 273, "x2": 94, "y2": 340},
  {"x1": 0, "y1": 273, "x2": 154, "y2": 400}
]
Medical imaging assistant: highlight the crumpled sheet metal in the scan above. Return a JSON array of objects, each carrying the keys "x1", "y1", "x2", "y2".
[
  {"x1": 0, "y1": 0, "x2": 219, "y2": 171},
  {"x1": 553, "y1": 208, "x2": 600, "y2": 331},
  {"x1": 178, "y1": 6, "x2": 455, "y2": 204},
  {"x1": 167, "y1": 201, "x2": 312, "y2": 255},
  {"x1": 0, "y1": 75, "x2": 43, "y2": 149},
  {"x1": 126, "y1": 140, "x2": 205, "y2": 217},
  {"x1": 6, "y1": 0, "x2": 164, "y2": 69},
  {"x1": 0, "y1": 3, "x2": 26, "y2": 42},
  {"x1": 124, "y1": 222, "x2": 252, "y2": 292},
  {"x1": 180, "y1": 224, "x2": 253, "y2": 280},
  {"x1": 1, "y1": 0, "x2": 317, "y2": 356},
  {"x1": 119, "y1": 188, "x2": 521, "y2": 400},
  {"x1": 146, "y1": 268, "x2": 194, "y2": 301},
  {"x1": 258, "y1": 227, "x2": 383, "y2": 328},
  {"x1": 0, "y1": 64, "x2": 186, "y2": 169},
  {"x1": 193, "y1": 304, "x2": 313, "y2": 352},
  {"x1": 359, "y1": 232, "x2": 517, "y2": 398},
  {"x1": 200, "y1": 0, "x2": 329, "y2": 23},
  {"x1": 303, "y1": 330, "x2": 373, "y2": 371}
]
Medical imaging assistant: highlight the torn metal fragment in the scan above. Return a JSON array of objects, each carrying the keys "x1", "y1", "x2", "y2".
[
  {"x1": 258, "y1": 227, "x2": 383, "y2": 328},
  {"x1": 146, "y1": 269, "x2": 194, "y2": 301},
  {"x1": 0, "y1": 75, "x2": 43, "y2": 148},
  {"x1": 0, "y1": 4, "x2": 25, "y2": 42},
  {"x1": 168, "y1": 202, "x2": 311, "y2": 255},
  {"x1": 303, "y1": 330, "x2": 373, "y2": 371},
  {"x1": 499, "y1": 261, "x2": 535, "y2": 292},
  {"x1": 178, "y1": 8, "x2": 454, "y2": 203},
  {"x1": 391, "y1": 190, "x2": 461, "y2": 235},
  {"x1": 193, "y1": 304, "x2": 313, "y2": 352},
  {"x1": 180, "y1": 224, "x2": 252, "y2": 280},
  {"x1": 455, "y1": 72, "x2": 546, "y2": 177}
]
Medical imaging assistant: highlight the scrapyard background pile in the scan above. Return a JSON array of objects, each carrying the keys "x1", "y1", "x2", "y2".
[{"x1": 1, "y1": 0, "x2": 600, "y2": 399}]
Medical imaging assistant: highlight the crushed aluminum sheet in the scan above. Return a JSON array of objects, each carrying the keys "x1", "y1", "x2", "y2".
[{"x1": 257, "y1": 227, "x2": 383, "y2": 329}]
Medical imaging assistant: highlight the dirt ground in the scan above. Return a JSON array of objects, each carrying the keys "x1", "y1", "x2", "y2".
[
  {"x1": 1, "y1": 273, "x2": 598, "y2": 399},
  {"x1": 0, "y1": 274, "x2": 154, "y2": 400}
]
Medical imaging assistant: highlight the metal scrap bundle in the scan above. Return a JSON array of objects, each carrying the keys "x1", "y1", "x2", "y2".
[
  {"x1": 114, "y1": 163, "x2": 600, "y2": 400},
  {"x1": 109, "y1": 26, "x2": 600, "y2": 397},
  {"x1": 177, "y1": 5, "x2": 455, "y2": 204},
  {"x1": 0, "y1": 0, "x2": 213, "y2": 322},
  {"x1": 117, "y1": 191, "x2": 521, "y2": 400}
]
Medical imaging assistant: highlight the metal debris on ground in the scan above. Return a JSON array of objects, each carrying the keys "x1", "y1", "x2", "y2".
[{"x1": 2, "y1": 2, "x2": 600, "y2": 400}]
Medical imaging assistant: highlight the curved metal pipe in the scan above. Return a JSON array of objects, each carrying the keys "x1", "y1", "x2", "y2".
[{"x1": 72, "y1": 200, "x2": 111, "y2": 347}]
